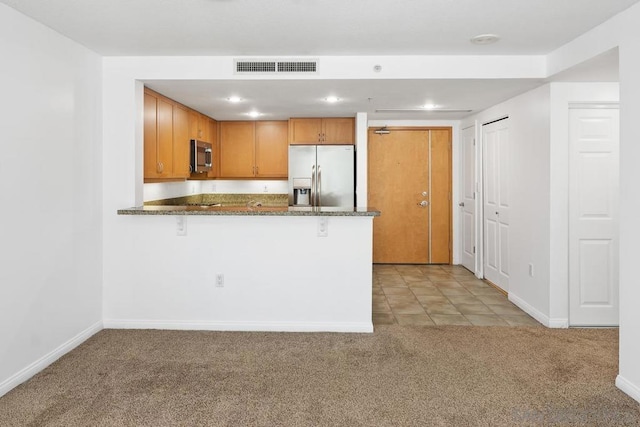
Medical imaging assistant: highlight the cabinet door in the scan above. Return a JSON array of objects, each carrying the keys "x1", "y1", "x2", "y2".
[
  {"x1": 207, "y1": 119, "x2": 219, "y2": 178},
  {"x1": 188, "y1": 110, "x2": 199, "y2": 140},
  {"x1": 289, "y1": 118, "x2": 322, "y2": 144},
  {"x1": 322, "y1": 118, "x2": 354, "y2": 145},
  {"x1": 143, "y1": 92, "x2": 159, "y2": 178},
  {"x1": 219, "y1": 121, "x2": 255, "y2": 178},
  {"x1": 156, "y1": 98, "x2": 174, "y2": 177},
  {"x1": 173, "y1": 105, "x2": 190, "y2": 178},
  {"x1": 198, "y1": 114, "x2": 211, "y2": 141},
  {"x1": 256, "y1": 121, "x2": 288, "y2": 178}
]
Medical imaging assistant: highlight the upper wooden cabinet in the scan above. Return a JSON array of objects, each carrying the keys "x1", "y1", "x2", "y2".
[
  {"x1": 144, "y1": 87, "x2": 215, "y2": 182},
  {"x1": 289, "y1": 117, "x2": 355, "y2": 145},
  {"x1": 255, "y1": 121, "x2": 288, "y2": 178},
  {"x1": 219, "y1": 121, "x2": 288, "y2": 179},
  {"x1": 144, "y1": 90, "x2": 174, "y2": 180}
]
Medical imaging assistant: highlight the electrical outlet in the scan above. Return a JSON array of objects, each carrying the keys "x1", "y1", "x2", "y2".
[
  {"x1": 317, "y1": 217, "x2": 328, "y2": 237},
  {"x1": 528, "y1": 263, "x2": 534, "y2": 277},
  {"x1": 263, "y1": 185, "x2": 268, "y2": 193},
  {"x1": 216, "y1": 273, "x2": 224, "y2": 287},
  {"x1": 176, "y1": 216, "x2": 187, "y2": 236}
]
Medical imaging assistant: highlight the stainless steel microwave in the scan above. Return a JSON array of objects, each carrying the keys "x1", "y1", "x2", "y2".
[{"x1": 190, "y1": 139, "x2": 212, "y2": 173}]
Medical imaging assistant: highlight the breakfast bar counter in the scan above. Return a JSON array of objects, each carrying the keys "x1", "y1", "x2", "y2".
[
  {"x1": 107, "y1": 198, "x2": 379, "y2": 334},
  {"x1": 118, "y1": 205, "x2": 379, "y2": 216}
]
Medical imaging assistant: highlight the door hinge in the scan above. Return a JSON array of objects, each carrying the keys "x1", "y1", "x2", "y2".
[
  {"x1": 448, "y1": 192, "x2": 451, "y2": 201},
  {"x1": 473, "y1": 246, "x2": 476, "y2": 254},
  {"x1": 473, "y1": 138, "x2": 476, "y2": 146}
]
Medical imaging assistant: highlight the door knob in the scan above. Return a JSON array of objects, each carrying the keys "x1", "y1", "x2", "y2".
[
  {"x1": 418, "y1": 201, "x2": 428, "y2": 207},
  {"x1": 459, "y1": 202, "x2": 465, "y2": 207},
  {"x1": 496, "y1": 211, "x2": 499, "y2": 215}
]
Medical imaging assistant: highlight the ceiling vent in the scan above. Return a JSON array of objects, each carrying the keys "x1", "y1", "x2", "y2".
[{"x1": 234, "y1": 59, "x2": 318, "y2": 74}]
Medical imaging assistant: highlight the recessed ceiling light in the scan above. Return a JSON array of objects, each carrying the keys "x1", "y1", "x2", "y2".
[
  {"x1": 324, "y1": 96, "x2": 340, "y2": 103},
  {"x1": 227, "y1": 96, "x2": 242, "y2": 103},
  {"x1": 246, "y1": 111, "x2": 261, "y2": 118},
  {"x1": 470, "y1": 34, "x2": 500, "y2": 45},
  {"x1": 422, "y1": 104, "x2": 439, "y2": 110}
]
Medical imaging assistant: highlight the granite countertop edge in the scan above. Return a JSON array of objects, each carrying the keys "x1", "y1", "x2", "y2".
[{"x1": 117, "y1": 206, "x2": 380, "y2": 217}]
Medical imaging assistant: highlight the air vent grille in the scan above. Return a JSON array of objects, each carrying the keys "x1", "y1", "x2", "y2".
[
  {"x1": 235, "y1": 59, "x2": 318, "y2": 74},
  {"x1": 236, "y1": 61, "x2": 277, "y2": 73},
  {"x1": 277, "y1": 61, "x2": 317, "y2": 73}
]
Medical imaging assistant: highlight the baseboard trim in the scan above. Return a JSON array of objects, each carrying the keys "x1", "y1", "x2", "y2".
[
  {"x1": 616, "y1": 375, "x2": 640, "y2": 403},
  {"x1": 508, "y1": 293, "x2": 568, "y2": 328},
  {"x1": 103, "y1": 319, "x2": 374, "y2": 333},
  {"x1": 0, "y1": 320, "x2": 103, "y2": 398}
]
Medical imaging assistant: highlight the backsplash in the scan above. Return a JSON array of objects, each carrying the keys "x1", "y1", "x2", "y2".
[{"x1": 144, "y1": 180, "x2": 289, "y2": 202}]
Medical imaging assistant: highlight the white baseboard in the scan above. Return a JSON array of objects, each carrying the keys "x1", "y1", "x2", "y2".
[
  {"x1": 0, "y1": 320, "x2": 103, "y2": 398},
  {"x1": 103, "y1": 319, "x2": 374, "y2": 333},
  {"x1": 616, "y1": 375, "x2": 640, "y2": 403},
  {"x1": 508, "y1": 293, "x2": 568, "y2": 328}
]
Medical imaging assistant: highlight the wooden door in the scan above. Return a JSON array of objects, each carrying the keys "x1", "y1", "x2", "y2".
[
  {"x1": 430, "y1": 129, "x2": 452, "y2": 263},
  {"x1": 368, "y1": 129, "x2": 430, "y2": 263},
  {"x1": 219, "y1": 121, "x2": 255, "y2": 178},
  {"x1": 289, "y1": 118, "x2": 322, "y2": 144},
  {"x1": 482, "y1": 119, "x2": 510, "y2": 292},
  {"x1": 569, "y1": 108, "x2": 619, "y2": 326},
  {"x1": 255, "y1": 121, "x2": 288, "y2": 178},
  {"x1": 323, "y1": 118, "x2": 354, "y2": 144},
  {"x1": 172, "y1": 105, "x2": 190, "y2": 178}
]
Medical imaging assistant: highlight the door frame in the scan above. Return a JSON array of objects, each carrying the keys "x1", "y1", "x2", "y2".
[
  {"x1": 460, "y1": 124, "x2": 478, "y2": 274},
  {"x1": 568, "y1": 104, "x2": 620, "y2": 326},
  {"x1": 367, "y1": 126, "x2": 454, "y2": 264}
]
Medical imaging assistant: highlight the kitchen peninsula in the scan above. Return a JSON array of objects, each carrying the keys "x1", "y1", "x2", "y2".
[{"x1": 114, "y1": 196, "x2": 379, "y2": 333}]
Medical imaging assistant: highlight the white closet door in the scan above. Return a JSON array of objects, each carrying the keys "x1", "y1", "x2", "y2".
[
  {"x1": 461, "y1": 126, "x2": 476, "y2": 272},
  {"x1": 569, "y1": 108, "x2": 619, "y2": 326},
  {"x1": 482, "y1": 119, "x2": 510, "y2": 292}
]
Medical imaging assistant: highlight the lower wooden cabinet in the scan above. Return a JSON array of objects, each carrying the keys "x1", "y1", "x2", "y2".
[{"x1": 219, "y1": 121, "x2": 288, "y2": 179}]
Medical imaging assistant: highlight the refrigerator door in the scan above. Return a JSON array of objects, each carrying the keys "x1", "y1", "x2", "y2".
[
  {"x1": 288, "y1": 145, "x2": 317, "y2": 206},
  {"x1": 316, "y1": 145, "x2": 354, "y2": 208}
]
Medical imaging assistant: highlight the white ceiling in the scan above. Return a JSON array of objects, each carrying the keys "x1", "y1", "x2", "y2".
[{"x1": 2, "y1": 0, "x2": 633, "y2": 120}]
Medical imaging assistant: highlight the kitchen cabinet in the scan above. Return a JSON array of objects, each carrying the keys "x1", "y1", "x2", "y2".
[
  {"x1": 219, "y1": 121, "x2": 288, "y2": 178},
  {"x1": 144, "y1": 90, "x2": 174, "y2": 180},
  {"x1": 172, "y1": 104, "x2": 191, "y2": 178},
  {"x1": 255, "y1": 121, "x2": 288, "y2": 178},
  {"x1": 289, "y1": 117, "x2": 355, "y2": 145},
  {"x1": 188, "y1": 111, "x2": 214, "y2": 142}
]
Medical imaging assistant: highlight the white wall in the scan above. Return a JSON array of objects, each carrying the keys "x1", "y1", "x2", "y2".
[
  {"x1": 544, "y1": 1, "x2": 640, "y2": 403},
  {"x1": 0, "y1": 4, "x2": 103, "y2": 396},
  {"x1": 103, "y1": 215, "x2": 374, "y2": 332},
  {"x1": 548, "y1": 83, "x2": 619, "y2": 325},
  {"x1": 462, "y1": 85, "x2": 552, "y2": 325}
]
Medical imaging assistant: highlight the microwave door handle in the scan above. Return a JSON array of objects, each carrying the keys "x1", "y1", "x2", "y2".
[
  {"x1": 311, "y1": 165, "x2": 316, "y2": 206},
  {"x1": 205, "y1": 148, "x2": 212, "y2": 167}
]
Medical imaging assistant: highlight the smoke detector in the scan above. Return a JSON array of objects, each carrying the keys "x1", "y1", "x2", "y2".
[{"x1": 470, "y1": 34, "x2": 500, "y2": 45}]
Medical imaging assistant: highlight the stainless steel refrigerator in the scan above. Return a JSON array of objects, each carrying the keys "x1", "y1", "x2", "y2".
[{"x1": 288, "y1": 145, "x2": 354, "y2": 208}]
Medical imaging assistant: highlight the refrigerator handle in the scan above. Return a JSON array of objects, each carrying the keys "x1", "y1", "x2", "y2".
[
  {"x1": 317, "y1": 165, "x2": 322, "y2": 207},
  {"x1": 311, "y1": 165, "x2": 316, "y2": 206}
]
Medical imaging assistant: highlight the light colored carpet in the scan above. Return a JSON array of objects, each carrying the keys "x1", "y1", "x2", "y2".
[{"x1": 0, "y1": 327, "x2": 638, "y2": 426}]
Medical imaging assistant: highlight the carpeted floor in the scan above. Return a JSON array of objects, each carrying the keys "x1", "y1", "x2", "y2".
[{"x1": 0, "y1": 327, "x2": 638, "y2": 426}]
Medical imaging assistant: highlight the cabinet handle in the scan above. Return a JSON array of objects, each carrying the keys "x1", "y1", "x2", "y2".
[
  {"x1": 318, "y1": 133, "x2": 321, "y2": 142},
  {"x1": 255, "y1": 166, "x2": 259, "y2": 175}
]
